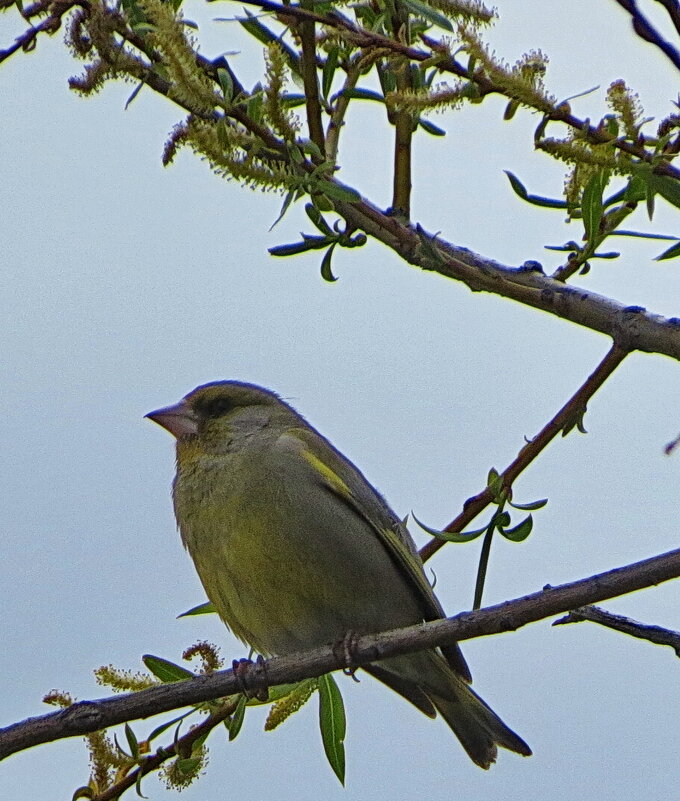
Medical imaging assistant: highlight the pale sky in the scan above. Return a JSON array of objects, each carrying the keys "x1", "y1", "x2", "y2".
[{"x1": 2, "y1": 1, "x2": 680, "y2": 799}]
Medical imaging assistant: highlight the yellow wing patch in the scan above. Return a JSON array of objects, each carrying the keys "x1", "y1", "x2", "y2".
[{"x1": 300, "y1": 448, "x2": 353, "y2": 500}]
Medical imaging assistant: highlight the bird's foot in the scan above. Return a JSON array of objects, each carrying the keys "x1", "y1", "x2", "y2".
[
  {"x1": 232, "y1": 655, "x2": 269, "y2": 701},
  {"x1": 333, "y1": 631, "x2": 361, "y2": 682}
]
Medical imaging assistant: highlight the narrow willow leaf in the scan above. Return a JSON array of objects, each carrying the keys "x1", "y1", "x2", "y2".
[
  {"x1": 402, "y1": 0, "x2": 453, "y2": 31},
  {"x1": 177, "y1": 601, "x2": 216, "y2": 617},
  {"x1": 341, "y1": 87, "x2": 385, "y2": 102},
  {"x1": 500, "y1": 514, "x2": 534, "y2": 542},
  {"x1": 322, "y1": 45, "x2": 339, "y2": 100},
  {"x1": 318, "y1": 674, "x2": 346, "y2": 785},
  {"x1": 647, "y1": 172, "x2": 680, "y2": 211},
  {"x1": 315, "y1": 180, "x2": 361, "y2": 202},
  {"x1": 504, "y1": 171, "x2": 568, "y2": 208},
  {"x1": 142, "y1": 655, "x2": 195, "y2": 683},
  {"x1": 320, "y1": 243, "x2": 338, "y2": 282},
  {"x1": 418, "y1": 118, "x2": 446, "y2": 136},
  {"x1": 656, "y1": 240, "x2": 680, "y2": 260},
  {"x1": 125, "y1": 723, "x2": 140, "y2": 760},
  {"x1": 411, "y1": 512, "x2": 486, "y2": 542},
  {"x1": 269, "y1": 236, "x2": 331, "y2": 257},
  {"x1": 610, "y1": 229, "x2": 679, "y2": 240},
  {"x1": 148, "y1": 712, "x2": 193, "y2": 742},
  {"x1": 270, "y1": 188, "x2": 300, "y2": 231},
  {"x1": 581, "y1": 171, "x2": 604, "y2": 242},
  {"x1": 305, "y1": 203, "x2": 334, "y2": 236},
  {"x1": 282, "y1": 93, "x2": 306, "y2": 108},
  {"x1": 590, "y1": 250, "x2": 620, "y2": 259},
  {"x1": 227, "y1": 694, "x2": 247, "y2": 741},
  {"x1": 510, "y1": 497, "x2": 548, "y2": 511}
]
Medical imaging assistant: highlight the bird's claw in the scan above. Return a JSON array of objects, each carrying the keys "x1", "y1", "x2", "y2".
[{"x1": 232, "y1": 656, "x2": 269, "y2": 701}]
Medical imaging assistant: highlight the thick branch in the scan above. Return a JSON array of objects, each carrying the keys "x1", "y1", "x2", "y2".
[
  {"x1": 2, "y1": 547, "x2": 679, "y2": 760},
  {"x1": 332, "y1": 195, "x2": 680, "y2": 361}
]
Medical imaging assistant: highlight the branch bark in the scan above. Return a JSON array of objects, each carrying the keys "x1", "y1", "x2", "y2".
[{"x1": 2, "y1": 546, "x2": 679, "y2": 761}]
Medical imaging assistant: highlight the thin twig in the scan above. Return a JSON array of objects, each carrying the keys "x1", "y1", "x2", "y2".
[
  {"x1": 2, "y1": 546, "x2": 680, "y2": 760},
  {"x1": 236, "y1": 0, "x2": 680, "y2": 181},
  {"x1": 298, "y1": 0, "x2": 326, "y2": 156},
  {"x1": 0, "y1": 0, "x2": 79, "y2": 64},
  {"x1": 419, "y1": 343, "x2": 629, "y2": 562},
  {"x1": 92, "y1": 699, "x2": 238, "y2": 801},
  {"x1": 553, "y1": 604, "x2": 680, "y2": 656},
  {"x1": 612, "y1": 0, "x2": 680, "y2": 72},
  {"x1": 654, "y1": 0, "x2": 680, "y2": 36}
]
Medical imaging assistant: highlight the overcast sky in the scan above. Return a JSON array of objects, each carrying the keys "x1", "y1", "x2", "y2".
[{"x1": 3, "y1": 1, "x2": 680, "y2": 799}]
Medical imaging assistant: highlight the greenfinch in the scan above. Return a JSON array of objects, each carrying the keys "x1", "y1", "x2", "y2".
[{"x1": 147, "y1": 381, "x2": 530, "y2": 768}]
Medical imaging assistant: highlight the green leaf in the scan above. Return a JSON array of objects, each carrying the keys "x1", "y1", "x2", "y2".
[
  {"x1": 305, "y1": 203, "x2": 335, "y2": 236},
  {"x1": 581, "y1": 171, "x2": 605, "y2": 242},
  {"x1": 402, "y1": 0, "x2": 453, "y2": 31},
  {"x1": 318, "y1": 674, "x2": 346, "y2": 785},
  {"x1": 486, "y1": 467, "x2": 505, "y2": 501},
  {"x1": 148, "y1": 712, "x2": 193, "y2": 742},
  {"x1": 418, "y1": 118, "x2": 446, "y2": 136},
  {"x1": 322, "y1": 45, "x2": 339, "y2": 101},
  {"x1": 590, "y1": 250, "x2": 620, "y2": 259},
  {"x1": 227, "y1": 694, "x2": 247, "y2": 741},
  {"x1": 270, "y1": 188, "x2": 302, "y2": 231},
  {"x1": 610, "y1": 229, "x2": 679, "y2": 241},
  {"x1": 269, "y1": 236, "x2": 332, "y2": 257},
  {"x1": 647, "y1": 172, "x2": 680, "y2": 211},
  {"x1": 341, "y1": 87, "x2": 385, "y2": 102},
  {"x1": 177, "y1": 601, "x2": 216, "y2": 617},
  {"x1": 504, "y1": 171, "x2": 568, "y2": 208},
  {"x1": 509, "y1": 497, "x2": 548, "y2": 511},
  {"x1": 315, "y1": 180, "x2": 361, "y2": 203},
  {"x1": 282, "y1": 93, "x2": 307, "y2": 108},
  {"x1": 656, "y1": 240, "x2": 680, "y2": 260},
  {"x1": 125, "y1": 723, "x2": 140, "y2": 760},
  {"x1": 143, "y1": 655, "x2": 195, "y2": 683},
  {"x1": 320, "y1": 243, "x2": 338, "y2": 282},
  {"x1": 411, "y1": 512, "x2": 486, "y2": 542},
  {"x1": 623, "y1": 173, "x2": 647, "y2": 203},
  {"x1": 499, "y1": 514, "x2": 533, "y2": 542}
]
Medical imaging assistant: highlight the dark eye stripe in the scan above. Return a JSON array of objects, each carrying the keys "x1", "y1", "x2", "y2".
[{"x1": 195, "y1": 396, "x2": 234, "y2": 418}]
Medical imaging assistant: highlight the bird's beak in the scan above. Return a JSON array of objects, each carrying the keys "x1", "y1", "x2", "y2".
[{"x1": 145, "y1": 399, "x2": 199, "y2": 439}]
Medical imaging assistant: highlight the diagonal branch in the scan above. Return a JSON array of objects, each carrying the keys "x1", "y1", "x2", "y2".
[
  {"x1": 420, "y1": 343, "x2": 628, "y2": 561},
  {"x1": 612, "y1": 0, "x2": 680, "y2": 72},
  {"x1": 1, "y1": 546, "x2": 679, "y2": 761}
]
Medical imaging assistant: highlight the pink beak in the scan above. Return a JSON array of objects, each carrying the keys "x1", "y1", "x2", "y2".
[{"x1": 145, "y1": 399, "x2": 199, "y2": 439}]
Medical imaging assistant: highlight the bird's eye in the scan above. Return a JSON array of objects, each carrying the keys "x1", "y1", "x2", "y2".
[{"x1": 195, "y1": 396, "x2": 234, "y2": 418}]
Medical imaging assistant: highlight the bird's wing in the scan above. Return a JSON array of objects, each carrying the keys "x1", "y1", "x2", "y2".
[{"x1": 280, "y1": 426, "x2": 472, "y2": 682}]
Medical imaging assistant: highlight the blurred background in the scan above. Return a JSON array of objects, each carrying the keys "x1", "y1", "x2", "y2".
[{"x1": 2, "y1": 1, "x2": 680, "y2": 798}]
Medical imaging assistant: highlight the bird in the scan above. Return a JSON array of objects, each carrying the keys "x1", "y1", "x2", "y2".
[{"x1": 146, "y1": 380, "x2": 531, "y2": 768}]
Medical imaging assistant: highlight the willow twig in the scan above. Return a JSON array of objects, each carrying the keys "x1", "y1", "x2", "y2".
[{"x1": 419, "y1": 343, "x2": 629, "y2": 562}]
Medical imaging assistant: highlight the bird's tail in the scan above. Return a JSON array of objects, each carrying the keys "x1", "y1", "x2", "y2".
[{"x1": 430, "y1": 682, "x2": 532, "y2": 769}]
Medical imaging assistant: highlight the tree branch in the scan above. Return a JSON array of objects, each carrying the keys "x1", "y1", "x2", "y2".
[
  {"x1": 2, "y1": 547, "x2": 680, "y2": 761},
  {"x1": 92, "y1": 699, "x2": 237, "y2": 801},
  {"x1": 612, "y1": 0, "x2": 680, "y2": 72},
  {"x1": 330, "y1": 197, "x2": 680, "y2": 361},
  {"x1": 554, "y1": 604, "x2": 680, "y2": 655},
  {"x1": 420, "y1": 342, "x2": 628, "y2": 561}
]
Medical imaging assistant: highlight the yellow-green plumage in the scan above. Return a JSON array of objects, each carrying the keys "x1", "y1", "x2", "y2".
[{"x1": 147, "y1": 381, "x2": 531, "y2": 769}]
